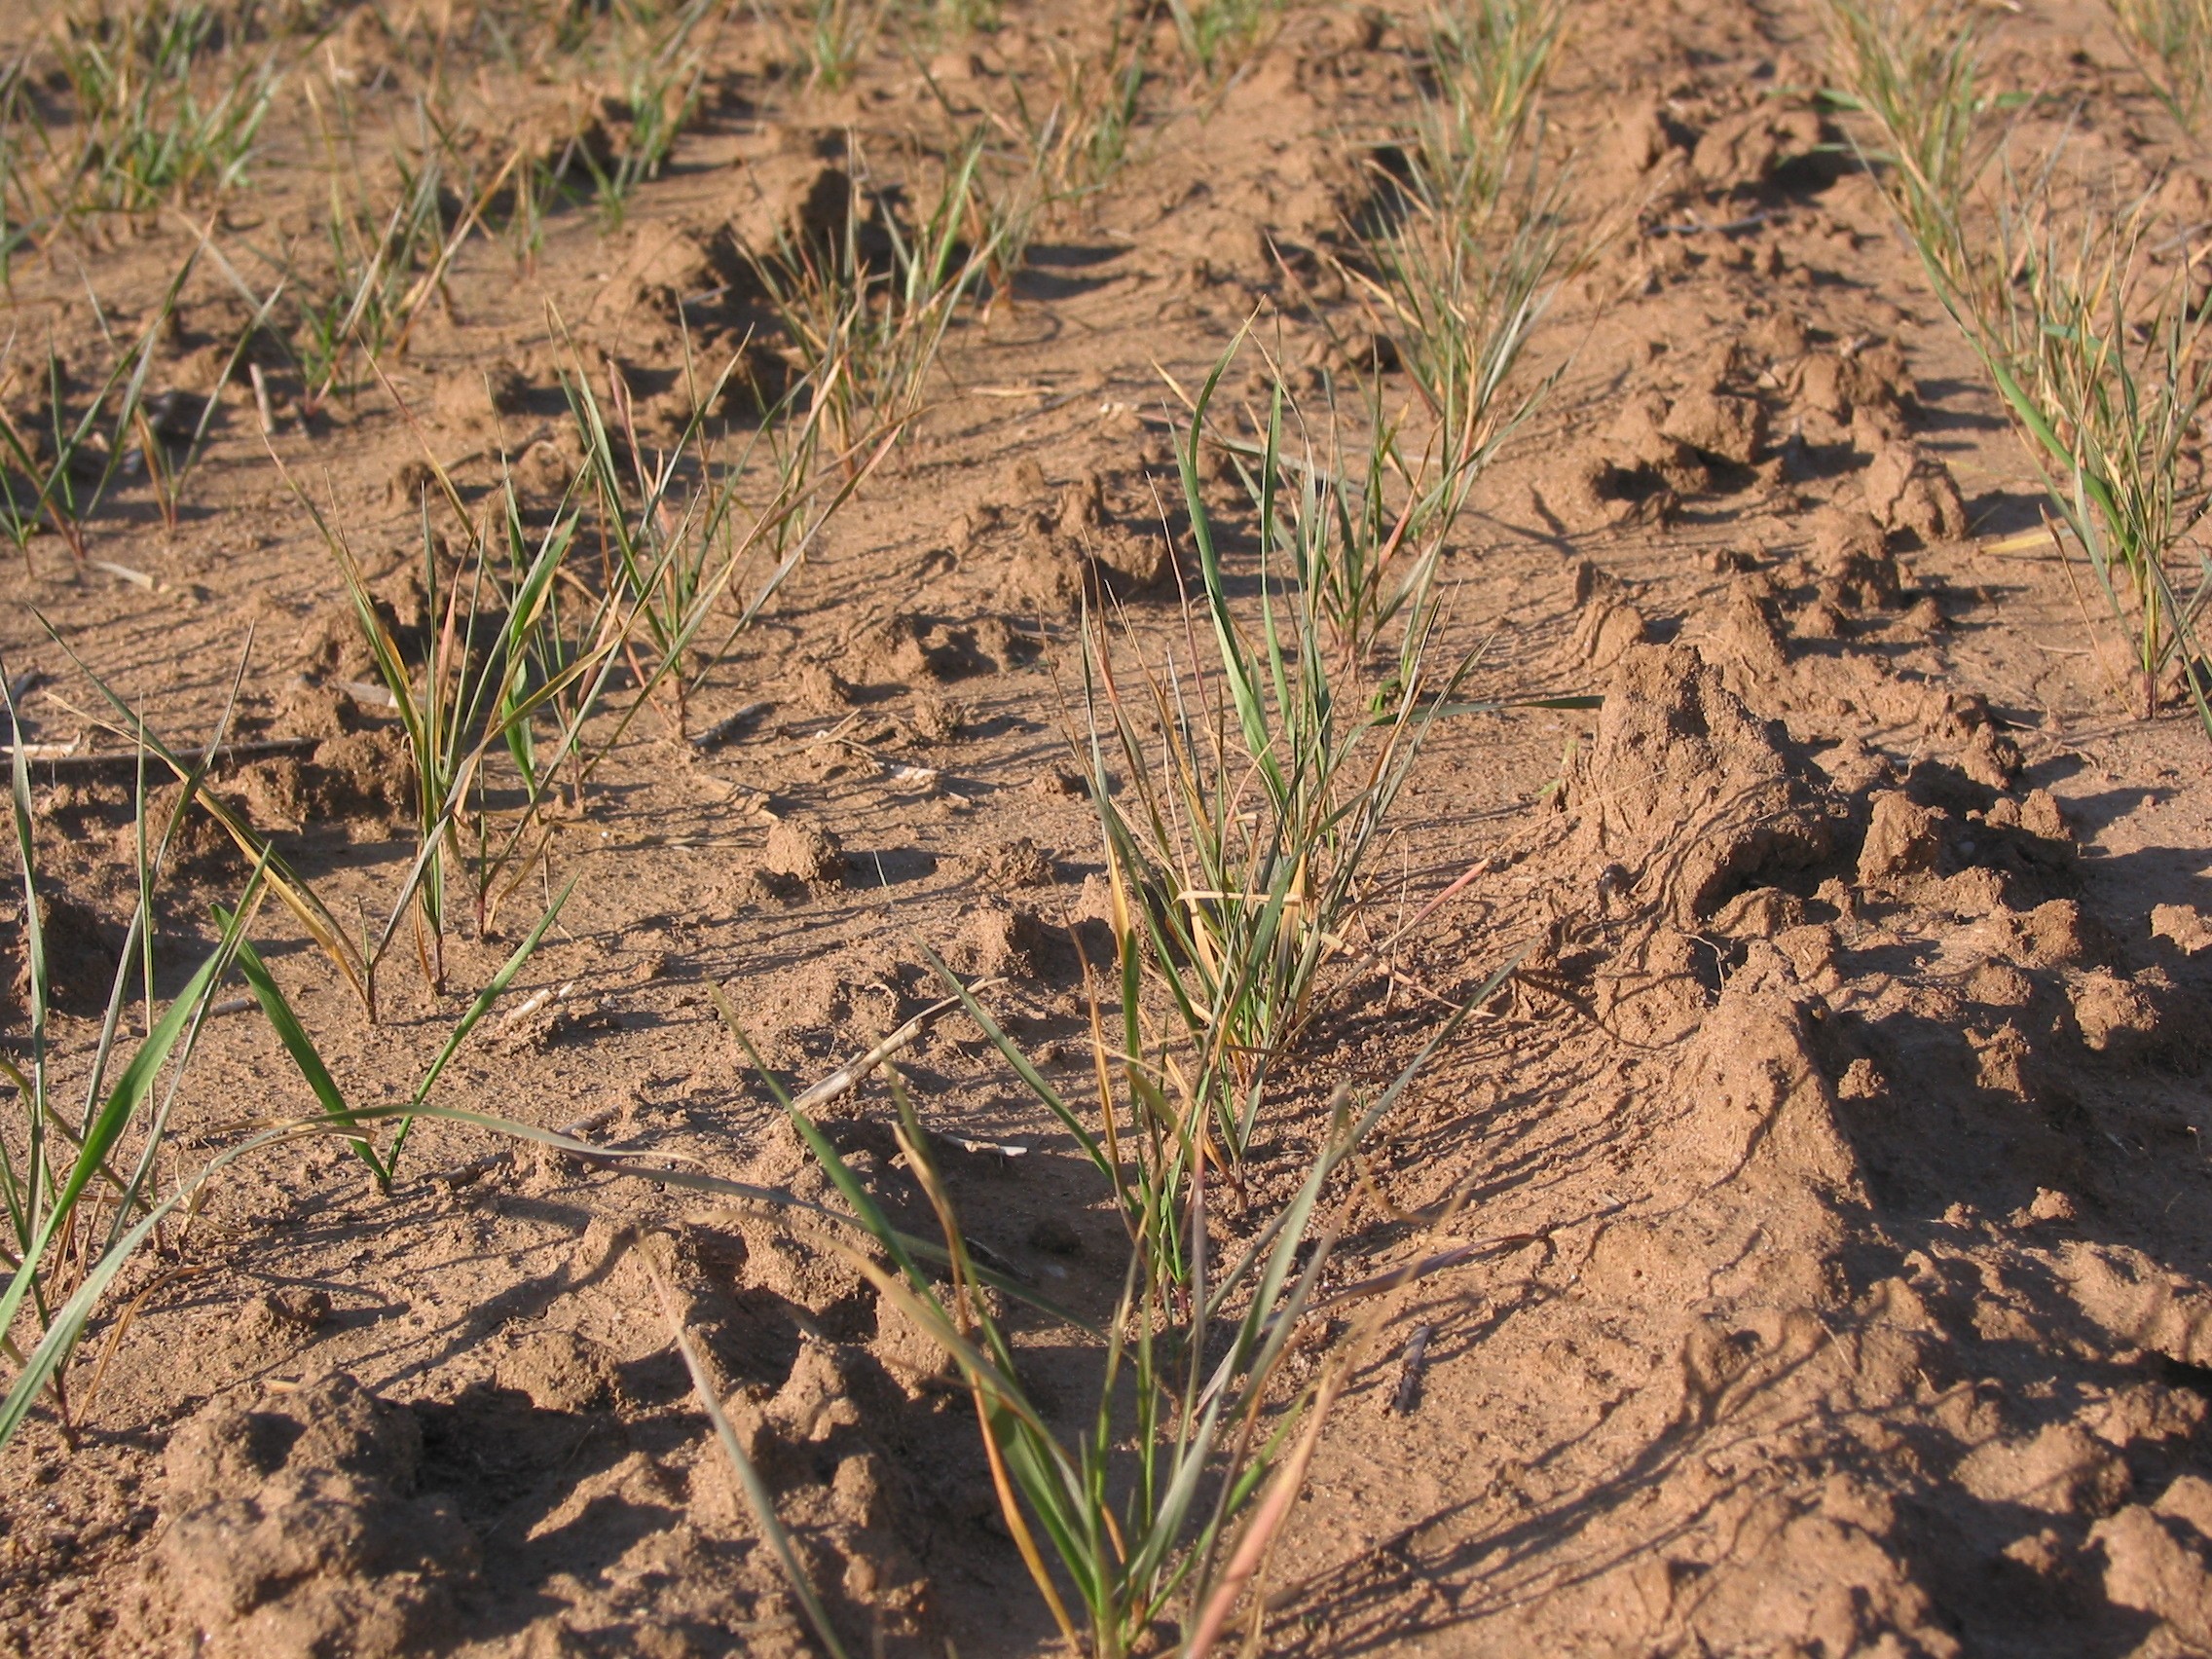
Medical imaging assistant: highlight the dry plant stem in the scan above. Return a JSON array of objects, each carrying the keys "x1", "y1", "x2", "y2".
[
  {"x1": 1389, "y1": 1322, "x2": 1434, "y2": 1413},
  {"x1": 0, "y1": 736, "x2": 318, "y2": 774},
  {"x1": 421, "y1": 979, "x2": 995, "y2": 1198},
  {"x1": 2047, "y1": 512, "x2": 2136, "y2": 713},
  {"x1": 426, "y1": 1100, "x2": 617, "y2": 1193},
  {"x1": 1183, "y1": 1353, "x2": 1345, "y2": 1658},
  {"x1": 786, "y1": 979, "x2": 1006, "y2": 1113}
]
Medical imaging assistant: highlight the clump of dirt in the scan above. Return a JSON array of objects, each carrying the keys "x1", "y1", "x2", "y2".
[
  {"x1": 960, "y1": 835, "x2": 1055, "y2": 889},
  {"x1": 1861, "y1": 437, "x2": 1969, "y2": 543},
  {"x1": 1560, "y1": 643, "x2": 1842, "y2": 925},
  {"x1": 744, "y1": 949, "x2": 909, "y2": 1062},
  {"x1": 571, "y1": 1222, "x2": 935, "y2": 1642},
  {"x1": 953, "y1": 899, "x2": 1051, "y2": 980},
  {"x1": 431, "y1": 356, "x2": 529, "y2": 429},
  {"x1": 761, "y1": 817, "x2": 845, "y2": 886},
  {"x1": 158, "y1": 1373, "x2": 477, "y2": 1659},
  {"x1": 1807, "y1": 504, "x2": 1904, "y2": 609},
  {"x1": 296, "y1": 730, "x2": 415, "y2": 833},
  {"x1": 840, "y1": 614, "x2": 996, "y2": 688},
  {"x1": 1567, "y1": 561, "x2": 1653, "y2": 674},
  {"x1": 492, "y1": 1327, "x2": 615, "y2": 1414},
  {"x1": 111, "y1": 783, "x2": 249, "y2": 876},
  {"x1": 10, "y1": 889, "x2": 127, "y2": 1016}
]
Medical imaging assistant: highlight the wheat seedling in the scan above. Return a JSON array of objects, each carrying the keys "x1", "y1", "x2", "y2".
[
  {"x1": 1948, "y1": 176, "x2": 2212, "y2": 726},
  {"x1": 1350, "y1": 0, "x2": 1576, "y2": 563},
  {"x1": 751, "y1": 132, "x2": 1001, "y2": 459},
  {"x1": 1415, "y1": 0, "x2": 1566, "y2": 221},
  {"x1": 1081, "y1": 350, "x2": 1476, "y2": 1162},
  {"x1": 573, "y1": 0, "x2": 718, "y2": 227},
  {"x1": 2106, "y1": 0, "x2": 2212, "y2": 138},
  {"x1": 554, "y1": 323, "x2": 892, "y2": 713},
  {"x1": 0, "y1": 711, "x2": 567, "y2": 1453},
  {"x1": 313, "y1": 333, "x2": 881, "y2": 952},
  {"x1": 0, "y1": 59, "x2": 40, "y2": 277},
  {"x1": 992, "y1": 25, "x2": 1149, "y2": 236},
  {"x1": 47, "y1": 0, "x2": 281, "y2": 216},
  {"x1": 563, "y1": 346, "x2": 760, "y2": 708},
  {"x1": 713, "y1": 943, "x2": 1472, "y2": 1654},
  {"x1": 1276, "y1": 384, "x2": 1447, "y2": 685},
  {"x1": 273, "y1": 459, "x2": 608, "y2": 996},
  {"x1": 1826, "y1": 0, "x2": 2212, "y2": 730},
  {"x1": 794, "y1": 0, "x2": 883, "y2": 90},
  {"x1": 1820, "y1": 0, "x2": 2004, "y2": 289},
  {"x1": 0, "y1": 246, "x2": 198, "y2": 566},
  {"x1": 932, "y1": 0, "x2": 1000, "y2": 33},
  {"x1": 1164, "y1": 0, "x2": 1278, "y2": 82},
  {"x1": 276, "y1": 108, "x2": 491, "y2": 414}
]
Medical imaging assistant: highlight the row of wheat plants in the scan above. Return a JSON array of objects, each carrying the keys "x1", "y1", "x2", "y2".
[
  {"x1": 1068, "y1": 0, "x2": 1572, "y2": 1169},
  {"x1": 667, "y1": 350, "x2": 1547, "y2": 1649},
  {"x1": 846, "y1": 13, "x2": 1576, "y2": 1641},
  {"x1": 409, "y1": 25, "x2": 1574, "y2": 1631},
  {"x1": 1826, "y1": 0, "x2": 2212, "y2": 730}
]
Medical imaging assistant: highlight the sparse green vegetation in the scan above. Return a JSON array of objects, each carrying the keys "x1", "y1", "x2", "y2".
[
  {"x1": 556, "y1": 331, "x2": 876, "y2": 714},
  {"x1": 798, "y1": 0, "x2": 883, "y2": 90},
  {"x1": 574, "y1": 0, "x2": 719, "y2": 226},
  {"x1": 1416, "y1": 0, "x2": 1566, "y2": 220},
  {"x1": 1355, "y1": 0, "x2": 1575, "y2": 544},
  {"x1": 705, "y1": 943, "x2": 1472, "y2": 1654},
  {"x1": 1947, "y1": 182, "x2": 2212, "y2": 727},
  {"x1": 1165, "y1": 0, "x2": 1278, "y2": 81},
  {"x1": 302, "y1": 479, "x2": 593, "y2": 994},
  {"x1": 1827, "y1": 0, "x2": 2212, "y2": 731},
  {"x1": 1821, "y1": 0, "x2": 1999, "y2": 285},
  {"x1": 0, "y1": 679, "x2": 569, "y2": 1451},
  {"x1": 0, "y1": 251, "x2": 195, "y2": 566},
  {"x1": 0, "y1": 675, "x2": 350, "y2": 1449},
  {"x1": 1001, "y1": 24, "x2": 1150, "y2": 224},
  {"x1": 2106, "y1": 0, "x2": 2212, "y2": 136},
  {"x1": 1082, "y1": 350, "x2": 1476, "y2": 1165},
  {"x1": 270, "y1": 107, "x2": 482, "y2": 412},
  {"x1": 752, "y1": 132, "x2": 1002, "y2": 456},
  {"x1": 42, "y1": 0, "x2": 282, "y2": 217}
]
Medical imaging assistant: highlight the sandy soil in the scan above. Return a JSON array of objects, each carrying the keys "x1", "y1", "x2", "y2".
[{"x1": 3, "y1": 0, "x2": 2212, "y2": 1653}]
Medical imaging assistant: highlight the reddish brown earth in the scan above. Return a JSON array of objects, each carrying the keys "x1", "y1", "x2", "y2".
[{"x1": 4, "y1": 0, "x2": 2212, "y2": 1654}]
